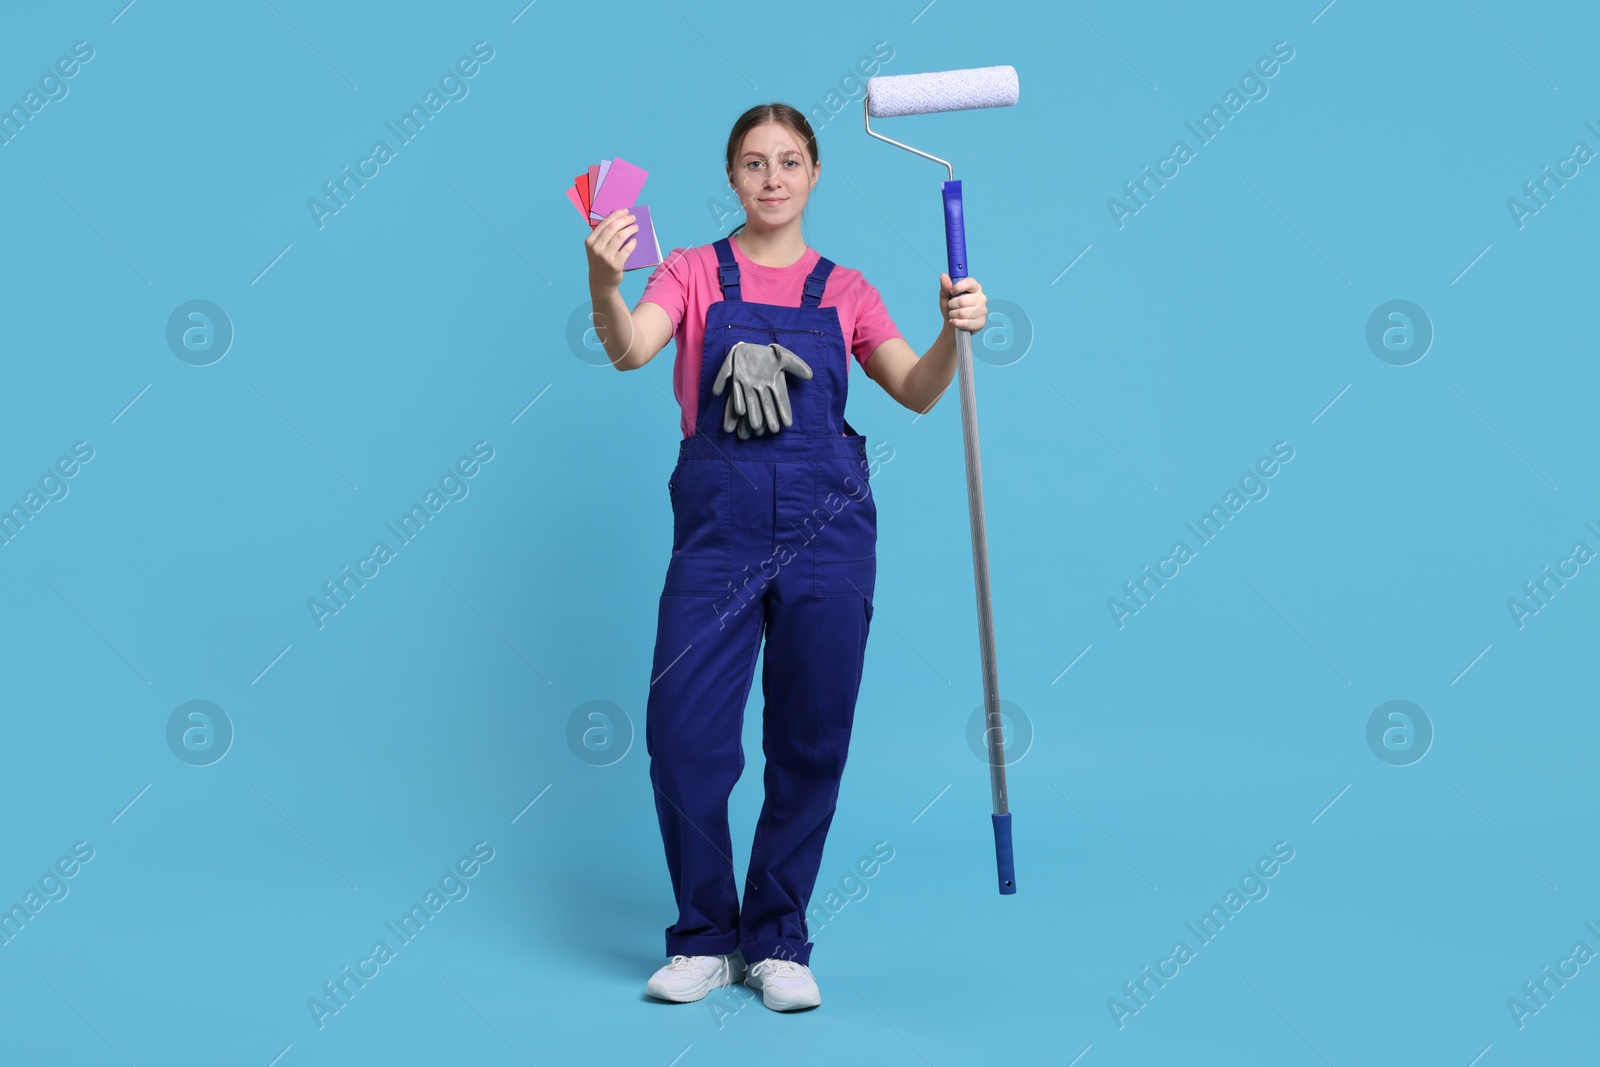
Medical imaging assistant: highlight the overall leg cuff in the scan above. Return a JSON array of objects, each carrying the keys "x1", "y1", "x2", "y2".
[
  {"x1": 740, "y1": 937, "x2": 812, "y2": 967},
  {"x1": 665, "y1": 927, "x2": 741, "y2": 958}
]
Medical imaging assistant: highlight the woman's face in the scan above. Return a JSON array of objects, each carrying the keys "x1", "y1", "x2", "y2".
[{"x1": 729, "y1": 121, "x2": 818, "y2": 231}]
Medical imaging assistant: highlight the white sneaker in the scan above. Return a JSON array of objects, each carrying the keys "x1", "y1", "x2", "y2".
[
  {"x1": 745, "y1": 957, "x2": 821, "y2": 1011},
  {"x1": 645, "y1": 950, "x2": 747, "y2": 1003}
]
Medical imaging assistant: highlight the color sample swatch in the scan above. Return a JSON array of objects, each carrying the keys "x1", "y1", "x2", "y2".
[
  {"x1": 565, "y1": 156, "x2": 660, "y2": 270},
  {"x1": 589, "y1": 157, "x2": 647, "y2": 222}
]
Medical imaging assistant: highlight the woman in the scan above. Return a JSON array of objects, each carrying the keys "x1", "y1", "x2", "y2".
[{"x1": 583, "y1": 102, "x2": 986, "y2": 1012}]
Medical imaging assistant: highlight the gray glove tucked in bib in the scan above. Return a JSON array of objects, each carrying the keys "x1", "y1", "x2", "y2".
[{"x1": 712, "y1": 341, "x2": 814, "y2": 440}]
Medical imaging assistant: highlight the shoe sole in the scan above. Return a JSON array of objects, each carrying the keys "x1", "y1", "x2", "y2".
[{"x1": 746, "y1": 978, "x2": 822, "y2": 1011}]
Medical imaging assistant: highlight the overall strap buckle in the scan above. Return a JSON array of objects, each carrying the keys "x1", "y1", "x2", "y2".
[
  {"x1": 713, "y1": 238, "x2": 742, "y2": 302},
  {"x1": 801, "y1": 257, "x2": 835, "y2": 308}
]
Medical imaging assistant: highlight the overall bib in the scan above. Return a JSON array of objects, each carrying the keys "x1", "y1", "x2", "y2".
[{"x1": 645, "y1": 237, "x2": 877, "y2": 968}]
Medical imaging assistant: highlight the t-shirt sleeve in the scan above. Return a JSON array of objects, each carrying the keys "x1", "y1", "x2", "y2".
[
  {"x1": 851, "y1": 277, "x2": 902, "y2": 367},
  {"x1": 636, "y1": 246, "x2": 692, "y2": 330}
]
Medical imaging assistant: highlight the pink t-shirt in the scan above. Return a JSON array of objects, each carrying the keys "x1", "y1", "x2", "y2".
[{"x1": 637, "y1": 238, "x2": 904, "y2": 438}]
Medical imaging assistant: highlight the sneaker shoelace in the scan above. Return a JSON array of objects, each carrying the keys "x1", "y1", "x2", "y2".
[{"x1": 752, "y1": 959, "x2": 805, "y2": 981}]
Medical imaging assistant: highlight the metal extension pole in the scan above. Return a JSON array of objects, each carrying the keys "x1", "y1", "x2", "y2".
[{"x1": 864, "y1": 98, "x2": 1015, "y2": 895}]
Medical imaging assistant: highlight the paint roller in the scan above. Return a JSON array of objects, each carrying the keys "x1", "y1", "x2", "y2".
[{"x1": 864, "y1": 65, "x2": 1021, "y2": 897}]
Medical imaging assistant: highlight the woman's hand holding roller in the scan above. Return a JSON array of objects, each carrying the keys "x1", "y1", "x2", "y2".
[{"x1": 939, "y1": 274, "x2": 987, "y2": 334}]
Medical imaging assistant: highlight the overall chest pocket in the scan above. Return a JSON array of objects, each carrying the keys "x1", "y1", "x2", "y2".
[
  {"x1": 811, "y1": 452, "x2": 877, "y2": 600},
  {"x1": 664, "y1": 459, "x2": 732, "y2": 597}
]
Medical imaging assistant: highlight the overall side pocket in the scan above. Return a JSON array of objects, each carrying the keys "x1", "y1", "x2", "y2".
[
  {"x1": 664, "y1": 459, "x2": 732, "y2": 597},
  {"x1": 812, "y1": 453, "x2": 877, "y2": 599}
]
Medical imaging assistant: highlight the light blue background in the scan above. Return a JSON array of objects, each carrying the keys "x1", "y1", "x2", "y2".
[{"x1": 2, "y1": 1, "x2": 1595, "y2": 1063}]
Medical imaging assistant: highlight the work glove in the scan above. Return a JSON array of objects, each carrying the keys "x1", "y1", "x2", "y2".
[{"x1": 712, "y1": 341, "x2": 813, "y2": 439}]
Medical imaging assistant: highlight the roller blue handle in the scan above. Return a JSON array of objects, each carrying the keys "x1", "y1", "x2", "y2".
[
  {"x1": 942, "y1": 179, "x2": 968, "y2": 281},
  {"x1": 992, "y1": 813, "x2": 1015, "y2": 894}
]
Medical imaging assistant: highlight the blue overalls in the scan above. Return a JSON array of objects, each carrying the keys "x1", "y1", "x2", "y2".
[{"x1": 646, "y1": 237, "x2": 877, "y2": 968}]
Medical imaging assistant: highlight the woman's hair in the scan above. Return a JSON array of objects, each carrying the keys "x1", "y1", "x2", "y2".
[{"x1": 724, "y1": 103, "x2": 819, "y2": 238}]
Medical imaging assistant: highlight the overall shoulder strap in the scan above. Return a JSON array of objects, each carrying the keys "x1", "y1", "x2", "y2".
[
  {"x1": 801, "y1": 256, "x2": 836, "y2": 308},
  {"x1": 713, "y1": 238, "x2": 741, "y2": 302}
]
